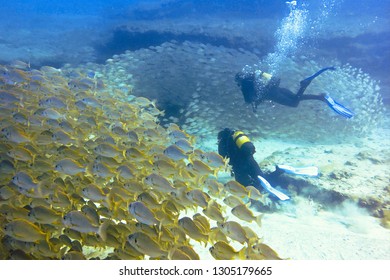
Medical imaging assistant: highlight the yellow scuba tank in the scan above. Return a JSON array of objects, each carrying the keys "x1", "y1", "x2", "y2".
[
  {"x1": 261, "y1": 72, "x2": 272, "y2": 81},
  {"x1": 232, "y1": 131, "x2": 251, "y2": 149},
  {"x1": 255, "y1": 70, "x2": 272, "y2": 82}
]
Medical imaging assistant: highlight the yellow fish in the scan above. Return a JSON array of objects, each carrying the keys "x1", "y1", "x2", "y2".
[
  {"x1": 185, "y1": 189, "x2": 210, "y2": 208},
  {"x1": 55, "y1": 158, "x2": 86, "y2": 175},
  {"x1": 203, "y1": 203, "x2": 226, "y2": 223},
  {"x1": 178, "y1": 217, "x2": 208, "y2": 246},
  {"x1": 144, "y1": 173, "x2": 176, "y2": 193},
  {"x1": 128, "y1": 201, "x2": 159, "y2": 226},
  {"x1": 1, "y1": 126, "x2": 31, "y2": 143},
  {"x1": 163, "y1": 144, "x2": 188, "y2": 161},
  {"x1": 11, "y1": 171, "x2": 39, "y2": 191},
  {"x1": 218, "y1": 221, "x2": 250, "y2": 245},
  {"x1": 223, "y1": 195, "x2": 244, "y2": 208},
  {"x1": 209, "y1": 241, "x2": 246, "y2": 260},
  {"x1": 187, "y1": 159, "x2": 217, "y2": 177},
  {"x1": 127, "y1": 232, "x2": 167, "y2": 258},
  {"x1": 94, "y1": 143, "x2": 122, "y2": 158},
  {"x1": 62, "y1": 210, "x2": 108, "y2": 241},
  {"x1": 201, "y1": 152, "x2": 226, "y2": 168},
  {"x1": 3, "y1": 219, "x2": 47, "y2": 242},
  {"x1": 28, "y1": 205, "x2": 62, "y2": 224},
  {"x1": 7, "y1": 146, "x2": 35, "y2": 163},
  {"x1": 231, "y1": 204, "x2": 263, "y2": 227},
  {"x1": 224, "y1": 180, "x2": 249, "y2": 198},
  {"x1": 250, "y1": 242, "x2": 282, "y2": 260}
]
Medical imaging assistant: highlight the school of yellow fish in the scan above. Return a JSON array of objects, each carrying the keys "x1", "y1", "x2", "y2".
[{"x1": 0, "y1": 62, "x2": 281, "y2": 260}]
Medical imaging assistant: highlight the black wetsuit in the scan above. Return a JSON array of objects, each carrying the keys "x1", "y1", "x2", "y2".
[
  {"x1": 217, "y1": 128, "x2": 283, "y2": 191},
  {"x1": 235, "y1": 66, "x2": 335, "y2": 112}
]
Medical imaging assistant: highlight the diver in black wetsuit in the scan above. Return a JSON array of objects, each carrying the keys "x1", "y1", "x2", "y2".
[
  {"x1": 217, "y1": 128, "x2": 283, "y2": 191},
  {"x1": 235, "y1": 65, "x2": 354, "y2": 118},
  {"x1": 217, "y1": 128, "x2": 319, "y2": 202}
]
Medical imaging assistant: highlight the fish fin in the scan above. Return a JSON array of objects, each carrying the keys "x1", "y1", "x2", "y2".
[
  {"x1": 255, "y1": 214, "x2": 263, "y2": 228},
  {"x1": 98, "y1": 220, "x2": 109, "y2": 242},
  {"x1": 238, "y1": 246, "x2": 247, "y2": 260}
]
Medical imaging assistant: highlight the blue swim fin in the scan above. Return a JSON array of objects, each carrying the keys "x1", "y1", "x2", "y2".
[
  {"x1": 300, "y1": 66, "x2": 336, "y2": 87},
  {"x1": 258, "y1": 176, "x2": 290, "y2": 201},
  {"x1": 324, "y1": 95, "x2": 354, "y2": 118},
  {"x1": 277, "y1": 164, "x2": 319, "y2": 177}
]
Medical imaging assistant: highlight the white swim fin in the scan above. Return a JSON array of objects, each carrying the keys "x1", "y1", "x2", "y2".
[
  {"x1": 257, "y1": 176, "x2": 290, "y2": 201},
  {"x1": 277, "y1": 164, "x2": 319, "y2": 177}
]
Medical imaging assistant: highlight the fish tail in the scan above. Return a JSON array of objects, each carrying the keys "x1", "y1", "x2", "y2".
[
  {"x1": 255, "y1": 214, "x2": 263, "y2": 228},
  {"x1": 238, "y1": 246, "x2": 247, "y2": 260},
  {"x1": 98, "y1": 220, "x2": 109, "y2": 242}
]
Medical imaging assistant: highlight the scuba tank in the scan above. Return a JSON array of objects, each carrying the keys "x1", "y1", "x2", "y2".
[{"x1": 232, "y1": 131, "x2": 251, "y2": 149}]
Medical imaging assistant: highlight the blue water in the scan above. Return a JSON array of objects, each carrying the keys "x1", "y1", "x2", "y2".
[{"x1": 0, "y1": 0, "x2": 389, "y2": 102}]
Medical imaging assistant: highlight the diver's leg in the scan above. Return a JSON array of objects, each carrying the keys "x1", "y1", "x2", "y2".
[
  {"x1": 269, "y1": 88, "x2": 300, "y2": 107},
  {"x1": 297, "y1": 66, "x2": 336, "y2": 98},
  {"x1": 300, "y1": 93, "x2": 354, "y2": 118}
]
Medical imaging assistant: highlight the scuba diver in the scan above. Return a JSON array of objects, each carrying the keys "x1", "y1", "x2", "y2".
[
  {"x1": 235, "y1": 65, "x2": 354, "y2": 118},
  {"x1": 218, "y1": 128, "x2": 318, "y2": 201}
]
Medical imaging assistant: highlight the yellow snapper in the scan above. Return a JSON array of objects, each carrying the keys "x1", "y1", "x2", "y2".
[
  {"x1": 168, "y1": 248, "x2": 192, "y2": 260},
  {"x1": 62, "y1": 210, "x2": 108, "y2": 241},
  {"x1": 224, "y1": 180, "x2": 249, "y2": 198},
  {"x1": 209, "y1": 241, "x2": 246, "y2": 260},
  {"x1": 231, "y1": 204, "x2": 263, "y2": 227},
  {"x1": 127, "y1": 232, "x2": 167, "y2": 258},
  {"x1": 137, "y1": 192, "x2": 161, "y2": 210},
  {"x1": 55, "y1": 158, "x2": 86, "y2": 175},
  {"x1": 7, "y1": 146, "x2": 35, "y2": 163},
  {"x1": 1, "y1": 125, "x2": 31, "y2": 143},
  {"x1": 218, "y1": 221, "x2": 250, "y2": 245},
  {"x1": 81, "y1": 184, "x2": 108, "y2": 204},
  {"x1": 174, "y1": 138, "x2": 193, "y2": 153},
  {"x1": 185, "y1": 189, "x2": 210, "y2": 208},
  {"x1": 250, "y1": 242, "x2": 282, "y2": 260},
  {"x1": 11, "y1": 171, "x2": 39, "y2": 191},
  {"x1": 3, "y1": 219, "x2": 47, "y2": 242},
  {"x1": 128, "y1": 201, "x2": 159, "y2": 226},
  {"x1": 203, "y1": 203, "x2": 226, "y2": 223},
  {"x1": 28, "y1": 205, "x2": 62, "y2": 224},
  {"x1": 200, "y1": 151, "x2": 226, "y2": 168},
  {"x1": 163, "y1": 144, "x2": 188, "y2": 161},
  {"x1": 152, "y1": 159, "x2": 177, "y2": 177},
  {"x1": 39, "y1": 96, "x2": 67, "y2": 109},
  {"x1": 91, "y1": 162, "x2": 115, "y2": 178},
  {"x1": 178, "y1": 217, "x2": 208, "y2": 246},
  {"x1": 144, "y1": 173, "x2": 176, "y2": 193},
  {"x1": 94, "y1": 143, "x2": 122, "y2": 158},
  {"x1": 177, "y1": 245, "x2": 200, "y2": 260},
  {"x1": 187, "y1": 159, "x2": 216, "y2": 176},
  {"x1": 41, "y1": 108, "x2": 65, "y2": 120},
  {"x1": 223, "y1": 195, "x2": 244, "y2": 208},
  {"x1": 247, "y1": 185, "x2": 266, "y2": 201}
]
